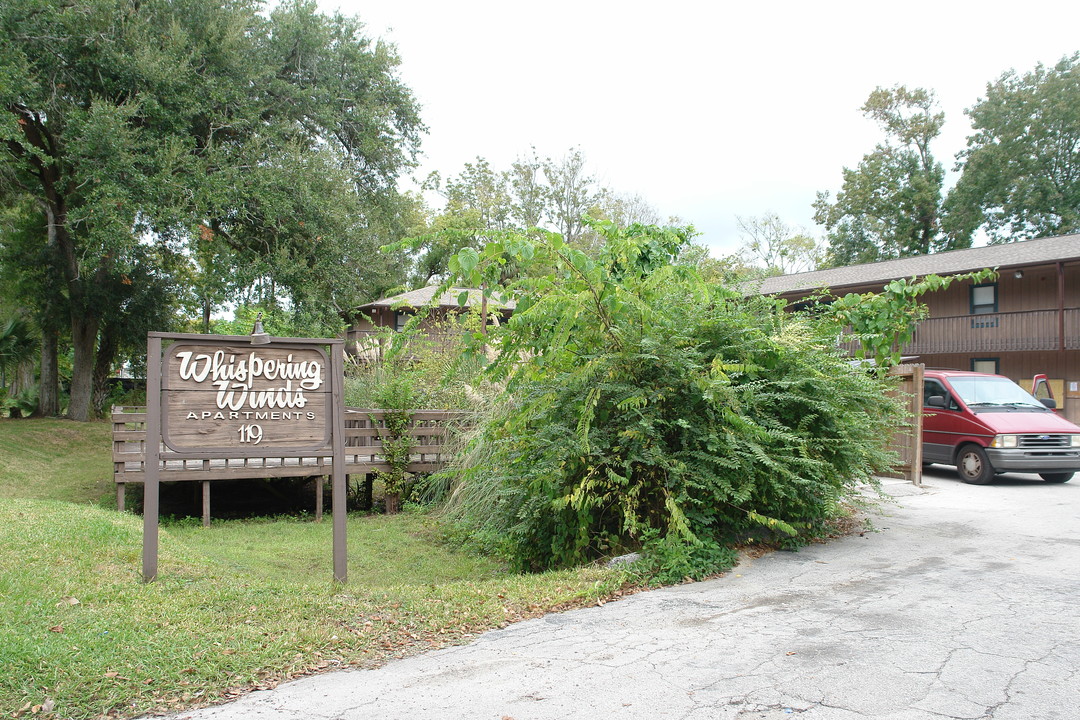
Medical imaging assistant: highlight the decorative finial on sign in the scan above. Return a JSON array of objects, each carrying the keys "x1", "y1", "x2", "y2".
[{"x1": 250, "y1": 312, "x2": 271, "y2": 345}]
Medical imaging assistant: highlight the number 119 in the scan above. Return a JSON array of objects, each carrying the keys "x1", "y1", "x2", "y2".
[{"x1": 238, "y1": 424, "x2": 263, "y2": 444}]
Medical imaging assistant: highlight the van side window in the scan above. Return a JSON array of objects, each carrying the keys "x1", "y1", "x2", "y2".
[{"x1": 923, "y1": 379, "x2": 956, "y2": 409}]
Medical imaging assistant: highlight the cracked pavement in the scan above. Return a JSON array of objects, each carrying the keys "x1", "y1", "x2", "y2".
[{"x1": 162, "y1": 469, "x2": 1080, "y2": 720}]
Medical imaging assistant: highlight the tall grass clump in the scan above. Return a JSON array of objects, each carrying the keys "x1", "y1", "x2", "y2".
[
  {"x1": 434, "y1": 220, "x2": 904, "y2": 575},
  {"x1": 342, "y1": 312, "x2": 495, "y2": 511},
  {"x1": 343, "y1": 312, "x2": 489, "y2": 411}
]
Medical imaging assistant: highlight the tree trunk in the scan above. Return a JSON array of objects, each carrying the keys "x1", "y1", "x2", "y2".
[
  {"x1": 67, "y1": 312, "x2": 99, "y2": 421},
  {"x1": 384, "y1": 492, "x2": 400, "y2": 515},
  {"x1": 35, "y1": 329, "x2": 60, "y2": 417},
  {"x1": 49, "y1": 203, "x2": 104, "y2": 422},
  {"x1": 359, "y1": 473, "x2": 374, "y2": 511},
  {"x1": 92, "y1": 321, "x2": 119, "y2": 417}
]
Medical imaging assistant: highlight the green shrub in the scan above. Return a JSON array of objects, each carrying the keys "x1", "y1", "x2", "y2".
[
  {"x1": 436, "y1": 221, "x2": 903, "y2": 576},
  {"x1": 370, "y1": 373, "x2": 417, "y2": 514},
  {"x1": 632, "y1": 529, "x2": 740, "y2": 585},
  {"x1": 343, "y1": 313, "x2": 487, "y2": 411}
]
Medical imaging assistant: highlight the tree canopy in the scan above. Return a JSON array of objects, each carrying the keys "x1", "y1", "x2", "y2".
[
  {"x1": 736, "y1": 212, "x2": 822, "y2": 276},
  {"x1": 813, "y1": 86, "x2": 958, "y2": 267},
  {"x1": 0, "y1": 0, "x2": 423, "y2": 419},
  {"x1": 405, "y1": 148, "x2": 666, "y2": 285},
  {"x1": 945, "y1": 53, "x2": 1080, "y2": 244}
]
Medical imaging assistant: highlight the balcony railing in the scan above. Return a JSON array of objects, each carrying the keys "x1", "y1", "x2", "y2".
[
  {"x1": 840, "y1": 308, "x2": 1080, "y2": 356},
  {"x1": 1067, "y1": 308, "x2": 1080, "y2": 350}
]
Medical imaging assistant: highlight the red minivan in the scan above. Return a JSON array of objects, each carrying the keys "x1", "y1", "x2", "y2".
[{"x1": 923, "y1": 370, "x2": 1080, "y2": 484}]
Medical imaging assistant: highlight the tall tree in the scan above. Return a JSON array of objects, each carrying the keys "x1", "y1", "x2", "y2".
[
  {"x1": 406, "y1": 148, "x2": 663, "y2": 284},
  {"x1": 737, "y1": 212, "x2": 823, "y2": 276},
  {"x1": 599, "y1": 191, "x2": 661, "y2": 228},
  {"x1": 944, "y1": 54, "x2": 1080, "y2": 244},
  {"x1": 508, "y1": 150, "x2": 547, "y2": 232},
  {"x1": 542, "y1": 149, "x2": 604, "y2": 247},
  {"x1": 0, "y1": 197, "x2": 65, "y2": 415},
  {"x1": 412, "y1": 162, "x2": 507, "y2": 285},
  {"x1": 813, "y1": 86, "x2": 953, "y2": 267},
  {"x1": 0, "y1": 0, "x2": 422, "y2": 419}
]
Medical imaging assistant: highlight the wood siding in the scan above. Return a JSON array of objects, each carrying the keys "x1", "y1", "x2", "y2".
[{"x1": 779, "y1": 259, "x2": 1080, "y2": 426}]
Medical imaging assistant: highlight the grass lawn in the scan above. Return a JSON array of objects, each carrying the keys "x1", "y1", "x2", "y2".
[
  {"x1": 0, "y1": 419, "x2": 634, "y2": 720},
  {"x1": 0, "y1": 418, "x2": 114, "y2": 505}
]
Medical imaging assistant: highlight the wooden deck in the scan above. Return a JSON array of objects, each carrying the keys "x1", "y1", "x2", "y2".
[{"x1": 113, "y1": 406, "x2": 471, "y2": 521}]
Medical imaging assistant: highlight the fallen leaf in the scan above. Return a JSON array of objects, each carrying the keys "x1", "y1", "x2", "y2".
[
  {"x1": 786, "y1": 651, "x2": 797, "y2": 656},
  {"x1": 41, "y1": 699, "x2": 55, "y2": 713},
  {"x1": 56, "y1": 596, "x2": 80, "y2": 607},
  {"x1": 49, "y1": 625, "x2": 64, "y2": 633},
  {"x1": 104, "y1": 672, "x2": 119, "y2": 678}
]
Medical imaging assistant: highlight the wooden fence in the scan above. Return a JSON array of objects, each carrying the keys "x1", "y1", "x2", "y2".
[
  {"x1": 884, "y1": 364, "x2": 924, "y2": 485},
  {"x1": 112, "y1": 406, "x2": 471, "y2": 524}
]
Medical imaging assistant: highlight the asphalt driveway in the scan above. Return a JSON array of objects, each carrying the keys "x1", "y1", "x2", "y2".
[{"x1": 164, "y1": 468, "x2": 1080, "y2": 720}]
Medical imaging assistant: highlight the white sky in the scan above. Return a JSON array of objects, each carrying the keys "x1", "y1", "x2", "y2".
[{"x1": 320, "y1": 0, "x2": 1080, "y2": 257}]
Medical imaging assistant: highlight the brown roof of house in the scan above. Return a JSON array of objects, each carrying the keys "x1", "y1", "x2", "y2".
[
  {"x1": 358, "y1": 286, "x2": 516, "y2": 311},
  {"x1": 756, "y1": 233, "x2": 1080, "y2": 296}
]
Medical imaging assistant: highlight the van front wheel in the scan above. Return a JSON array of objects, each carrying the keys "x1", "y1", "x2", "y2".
[
  {"x1": 1040, "y1": 472, "x2": 1073, "y2": 483},
  {"x1": 957, "y1": 445, "x2": 995, "y2": 485}
]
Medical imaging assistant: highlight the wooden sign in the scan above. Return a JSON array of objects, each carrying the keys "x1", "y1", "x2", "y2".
[
  {"x1": 143, "y1": 332, "x2": 348, "y2": 584},
  {"x1": 162, "y1": 343, "x2": 330, "y2": 453}
]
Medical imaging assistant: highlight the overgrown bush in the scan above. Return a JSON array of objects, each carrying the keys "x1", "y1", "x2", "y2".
[
  {"x1": 370, "y1": 373, "x2": 416, "y2": 514},
  {"x1": 343, "y1": 312, "x2": 488, "y2": 410},
  {"x1": 435, "y1": 221, "x2": 903, "y2": 575},
  {"x1": 342, "y1": 312, "x2": 491, "y2": 512}
]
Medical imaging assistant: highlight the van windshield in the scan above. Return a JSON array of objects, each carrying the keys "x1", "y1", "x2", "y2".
[{"x1": 948, "y1": 376, "x2": 1048, "y2": 411}]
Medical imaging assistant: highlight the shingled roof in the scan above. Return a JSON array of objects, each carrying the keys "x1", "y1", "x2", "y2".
[
  {"x1": 357, "y1": 286, "x2": 515, "y2": 311},
  {"x1": 757, "y1": 233, "x2": 1080, "y2": 296}
]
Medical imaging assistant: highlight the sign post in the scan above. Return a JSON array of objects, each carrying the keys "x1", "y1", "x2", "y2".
[{"x1": 142, "y1": 332, "x2": 347, "y2": 582}]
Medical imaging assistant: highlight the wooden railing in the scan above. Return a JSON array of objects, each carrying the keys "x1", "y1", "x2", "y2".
[
  {"x1": 906, "y1": 310, "x2": 1062, "y2": 353},
  {"x1": 112, "y1": 406, "x2": 471, "y2": 520},
  {"x1": 839, "y1": 308, "x2": 1080, "y2": 355}
]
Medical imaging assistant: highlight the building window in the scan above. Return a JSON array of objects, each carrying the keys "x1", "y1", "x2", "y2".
[
  {"x1": 970, "y1": 283, "x2": 998, "y2": 328},
  {"x1": 971, "y1": 358, "x2": 999, "y2": 374},
  {"x1": 970, "y1": 283, "x2": 997, "y2": 314},
  {"x1": 394, "y1": 311, "x2": 412, "y2": 332}
]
